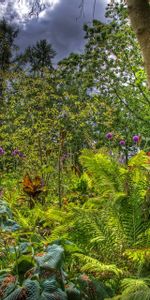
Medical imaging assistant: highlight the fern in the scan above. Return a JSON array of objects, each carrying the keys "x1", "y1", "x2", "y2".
[
  {"x1": 14, "y1": 204, "x2": 45, "y2": 230},
  {"x1": 41, "y1": 150, "x2": 150, "y2": 288},
  {"x1": 120, "y1": 277, "x2": 150, "y2": 300},
  {"x1": 80, "y1": 149, "x2": 124, "y2": 202},
  {"x1": 73, "y1": 253, "x2": 122, "y2": 277}
]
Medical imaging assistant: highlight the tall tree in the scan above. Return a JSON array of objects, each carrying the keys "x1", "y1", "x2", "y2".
[
  {"x1": 0, "y1": 19, "x2": 18, "y2": 97},
  {"x1": 109, "y1": 0, "x2": 150, "y2": 87},
  {"x1": 126, "y1": 0, "x2": 150, "y2": 87},
  {"x1": 80, "y1": 0, "x2": 150, "y2": 88},
  {"x1": 0, "y1": 18, "x2": 18, "y2": 71},
  {"x1": 19, "y1": 39, "x2": 56, "y2": 75},
  {"x1": 3, "y1": 0, "x2": 150, "y2": 86}
]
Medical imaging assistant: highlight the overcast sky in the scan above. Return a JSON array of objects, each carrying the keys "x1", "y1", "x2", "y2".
[{"x1": 0, "y1": 0, "x2": 108, "y2": 61}]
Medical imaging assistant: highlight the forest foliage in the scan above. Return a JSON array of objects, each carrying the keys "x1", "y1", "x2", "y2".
[{"x1": 0, "y1": 1, "x2": 150, "y2": 299}]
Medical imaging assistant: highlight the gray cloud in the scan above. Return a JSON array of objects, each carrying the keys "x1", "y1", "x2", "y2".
[{"x1": 14, "y1": 0, "x2": 108, "y2": 61}]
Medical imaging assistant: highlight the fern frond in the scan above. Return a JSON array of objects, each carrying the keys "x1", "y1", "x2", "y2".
[
  {"x1": 80, "y1": 149, "x2": 124, "y2": 200},
  {"x1": 119, "y1": 198, "x2": 149, "y2": 247},
  {"x1": 45, "y1": 208, "x2": 72, "y2": 224},
  {"x1": 14, "y1": 204, "x2": 45, "y2": 229},
  {"x1": 120, "y1": 277, "x2": 150, "y2": 300},
  {"x1": 73, "y1": 253, "x2": 122, "y2": 277}
]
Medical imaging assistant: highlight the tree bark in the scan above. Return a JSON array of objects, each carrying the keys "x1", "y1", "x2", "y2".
[{"x1": 127, "y1": 0, "x2": 150, "y2": 87}]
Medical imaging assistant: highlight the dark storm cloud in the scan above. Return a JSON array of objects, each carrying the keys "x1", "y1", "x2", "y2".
[{"x1": 16, "y1": 0, "x2": 108, "y2": 61}]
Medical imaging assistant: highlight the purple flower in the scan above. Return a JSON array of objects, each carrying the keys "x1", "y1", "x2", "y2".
[
  {"x1": 12, "y1": 149, "x2": 25, "y2": 158},
  {"x1": 18, "y1": 152, "x2": 25, "y2": 158},
  {"x1": 119, "y1": 140, "x2": 126, "y2": 146},
  {"x1": 109, "y1": 150, "x2": 113, "y2": 156},
  {"x1": 133, "y1": 135, "x2": 140, "y2": 143},
  {"x1": 106, "y1": 132, "x2": 113, "y2": 140},
  {"x1": 119, "y1": 156, "x2": 126, "y2": 164},
  {"x1": 12, "y1": 149, "x2": 20, "y2": 156},
  {"x1": 0, "y1": 147, "x2": 5, "y2": 156}
]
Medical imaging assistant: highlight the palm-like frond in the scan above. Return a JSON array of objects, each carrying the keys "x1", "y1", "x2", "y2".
[
  {"x1": 73, "y1": 253, "x2": 122, "y2": 277},
  {"x1": 14, "y1": 204, "x2": 45, "y2": 230},
  {"x1": 120, "y1": 277, "x2": 150, "y2": 300},
  {"x1": 80, "y1": 149, "x2": 124, "y2": 200},
  {"x1": 44, "y1": 199, "x2": 149, "y2": 269}
]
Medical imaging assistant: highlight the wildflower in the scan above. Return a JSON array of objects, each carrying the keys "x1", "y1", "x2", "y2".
[
  {"x1": 12, "y1": 149, "x2": 25, "y2": 157},
  {"x1": 119, "y1": 156, "x2": 126, "y2": 164},
  {"x1": 119, "y1": 140, "x2": 126, "y2": 146},
  {"x1": 109, "y1": 150, "x2": 113, "y2": 156},
  {"x1": 133, "y1": 135, "x2": 140, "y2": 143},
  {"x1": 106, "y1": 132, "x2": 113, "y2": 139},
  {"x1": 12, "y1": 149, "x2": 20, "y2": 156},
  {"x1": 18, "y1": 152, "x2": 25, "y2": 158},
  {"x1": 0, "y1": 147, "x2": 5, "y2": 155}
]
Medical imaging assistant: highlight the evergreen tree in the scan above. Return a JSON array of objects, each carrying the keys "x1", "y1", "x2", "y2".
[
  {"x1": 0, "y1": 18, "x2": 18, "y2": 71},
  {"x1": 0, "y1": 18, "x2": 18, "y2": 97},
  {"x1": 19, "y1": 39, "x2": 56, "y2": 75}
]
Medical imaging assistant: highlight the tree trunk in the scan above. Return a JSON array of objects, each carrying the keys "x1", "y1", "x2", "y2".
[{"x1": 127, "y1": 0, "x2": 150, "y2": 87}]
